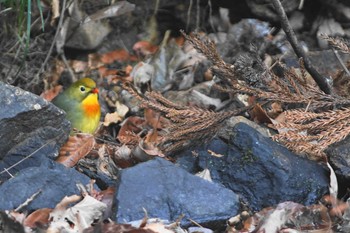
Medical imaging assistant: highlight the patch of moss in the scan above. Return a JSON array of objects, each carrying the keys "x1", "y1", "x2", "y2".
[{"x1": 240, "y1": 148, "x2": 257, "y2": 165}]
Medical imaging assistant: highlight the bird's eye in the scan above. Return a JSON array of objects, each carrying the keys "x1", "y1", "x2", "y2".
[{"x1": 80, "y1": 86, "x2": 86, "y2": 92}]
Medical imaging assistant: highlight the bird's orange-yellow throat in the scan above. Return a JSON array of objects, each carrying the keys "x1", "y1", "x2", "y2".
[{"x1": 52, "y1": 78, "x2": 101, "y2": 134}]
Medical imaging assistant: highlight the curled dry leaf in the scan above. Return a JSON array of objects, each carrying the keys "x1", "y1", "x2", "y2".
[
  {"x1": 133, "y1": 41, "x2": 159, "y2": 56},
  {"x1": 8, "y1": 211, "x2": 26, "y2": 225},
  {"x1": 111, "y1": 144, "x2": 135, "y2": 168},
  {"x1": 70, "y1": 60, "x2": 88, "y2": 73},
  {"x1": 207, "y1": 149, "x2": 224, "y2": 158},
  {"x1": 99, "y1": 187, "x2": 116, "y2": 219},
  {"x1": 228, "y1": 201, "x2": 332, "y2": 233},
  {"x1": 40, "y1": 85, "x2": 63, "y2": 102},
  {"x1": 250, "y1": 103, "x2": 272, "y2": 124},
  {"x1": 49, "y1": 195, "x2": 106, "y2": 232},
  {"x1": 116, "y1": 101, "x2": 130, "y2": 118},
  {"x1": 103, "y1": 112, "x2": 123, "y2": 126},
  {"x1": 117, "y1": 116, "x2": 146, "y2": 144},
  {"x1": 321, "y1": 195, "x2": 349, "y2": 217},
  {"x1": 144, "y1": 108, "x2": 168, "y2": 129},
  {"x1": 100, "y1": 49, "x2": 137, "y2": 64},
  {"x1": 56, "y1": 133, "x2": 95, "y2": 167},
  {"x1": 267, "y1": 102, "x2": 283, "y2": 119},
  {"x1": 144, "y1": 222, "x2": 174, "y2": 233},
  {"x1": 50, "y1": 195, "x2": 82, "y2": 221},
  {"x1": 24, "y1": 208, "x2": 52, "y2": 229},
  {"x1": 195, "y1": 168, "x2": 212, "y2": 182},
  {"x1": 102, "y1": 100, "x2": 131, "y2": 127},
  {"x1": 92, "y1": 144, "x2": 120, "y2": 178},
  {"x1": 132, "y1": 130, "x2": 165, "y2": 162},
  {"x1": 88, "y1": 53, "x2": 105, "y2": 70},
  {"x1": 98, "y1": 66, "x2": 118, "y2": 78}
]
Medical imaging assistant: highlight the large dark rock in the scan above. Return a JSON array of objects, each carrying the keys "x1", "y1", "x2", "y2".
[
  {"x1": 0, "y1": 82, "x2": 70, "y2": 182},
  {"x1": 325, "y1": 136, "x2": 350, "y2": 196},
  {"x1": 0, "y1": 160, "x2": 95, "y2": 211},
  {"x1": 177, "y1": 122, "x2": 330, "y2": 211},
  {"x1": 115, "y1": 157, "x2": 239, "y2": 227}
]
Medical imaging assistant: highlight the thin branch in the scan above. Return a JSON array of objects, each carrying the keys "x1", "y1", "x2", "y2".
[
  {"x1": 270, "y1": 0, "x2": 332, "y2": 94},
  {"x1": 15, "y1": 190, "x2": 42, "y2": 212},
  {"x1": 332, "y1": 48, "x2": 350, "y2": 77},
  {"x1": 0, "y1": 139, "x2": 56, "y2": 175},
  {"x1": 35, "y1": 0, "x2": 69, "y2": 80},
  {"x1": 186, "y1": 0, "x2": 193, "y2": 31}
]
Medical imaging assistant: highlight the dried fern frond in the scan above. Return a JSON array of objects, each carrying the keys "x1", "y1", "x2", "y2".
[
  {"x1": 273, "y1": 108, "x2": 350, "y2": 160},
  {"x1": 182, "y1": 32, "x2": 350, "y2": 111},
  {"x1": 178, "y1": 32, "x2": 350, "y2": 160},
  {"x1": 124, "y1": 82, "x2": 249, "y2": 154},
  {"x1": 321, "y1": 34, "x2": 350, "y2": 54},
  {"x1": 181, "y1": 31, "x2": 236, "y2": 85}
]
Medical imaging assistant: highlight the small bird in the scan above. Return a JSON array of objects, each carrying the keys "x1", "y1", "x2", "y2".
[{"x1": 52, "y1": 78, "x2": 101, "y2": 134}]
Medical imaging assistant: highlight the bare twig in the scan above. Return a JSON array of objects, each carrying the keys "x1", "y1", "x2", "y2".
[
  {"x1": 2, "y1": 168, "x2": 14, "y2": 178},
  {"x1": 186, "y1": 0, "x2": 193, "y2": 31},
  {"x1": 35, "y1": 0, "x2": 68, "y2": 80},
  {"x1": 208, "y1": 0, "x2": 215, "y2": 32},
  {"x1": 0, "y1": 139, "x2": 56, "y2": 175},
  {"x1": 15, "y1": 190, "x2": 42, "y2": 212},
  {"x1": 270, "y1": 0, "x2": 332, "y2": 94},
  {"x1": 298, "y1": 0, "x2": 305, "y2": 10},
  {"x1": 61, "y1": 53, "x2": 76, "y2": 82},
  {"x1": 332, "y1": 48, "x2": 350, "y2": 77},
  {"x1": 196, "y1": 0, "x2": 200, "y2": 30}
]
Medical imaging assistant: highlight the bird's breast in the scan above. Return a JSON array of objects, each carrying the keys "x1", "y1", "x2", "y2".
[{"x1": 81, "y1": 94, "x2": 101, "y2": 118}]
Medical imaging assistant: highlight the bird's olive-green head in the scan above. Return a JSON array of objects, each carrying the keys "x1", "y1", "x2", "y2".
[{"x1": 52, "y1": 78, "x2": 101, "y2": 134}]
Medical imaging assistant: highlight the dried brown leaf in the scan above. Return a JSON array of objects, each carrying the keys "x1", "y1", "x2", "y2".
[
  {"x1": 24, "y1": 208, "x2": 52, "y2": 228},
  {"x1": 144, "y1": 108, "x2": 163, "y2": 129},
  {"x1": 109, "y1": 144, "x2": 135, "y2": 168},
  {"x1": 56, "y1": 133, "x2": 95, "y2": 167},
  {"x1": 98, "y1": 187, "x2": 116, "y2": 219},
  {"x1": 250, "y1": 104, "x2": 272, "y2": 124},
  {"x1": 49, "y1": 195, "x2": 106, "y2": 232},
  {"x1": 41, "y1": 85, "x2": 63, "y2": 102},
  {"x1": 132, "y1": 130, "x2": 165, "y2": 162},
  {"x1": 117, "y1": 116, "x2": 145, "y2": 144},
  {"x1": 103, "y1": 112, "x2": 123, "y2": 126}
]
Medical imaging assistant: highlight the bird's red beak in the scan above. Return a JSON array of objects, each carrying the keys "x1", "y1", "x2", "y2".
[{"x1": 91, "y1": 88, "x2": 99, "y2": 94}]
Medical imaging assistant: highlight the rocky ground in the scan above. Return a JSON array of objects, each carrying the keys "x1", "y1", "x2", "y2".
[{"x1": 1, "y1": 0, "x2": 350, "y2": 232}]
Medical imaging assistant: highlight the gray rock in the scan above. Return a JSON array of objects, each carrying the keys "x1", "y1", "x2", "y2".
[
  {"x1": 115, "y1": 157, "x2": 239, "y2": 226},
  {"x1": 325, "y1": 135, "x2": 350, "y2": 196},
  {"x1": 0, "y1": 160, "x2": 95, "y2": 211},
  {"x1": 282, "y1": 50, "x2": 350, "y2": 79},
  {"x1": 218, "y1": 116, "x2": 272, "y2": 140},
  {"x1": 177, "y1": 123, "x2": 330, "y2": 211},
  {"x1": 0, "y1": 82, "x2": 70, "y2": 182}
]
